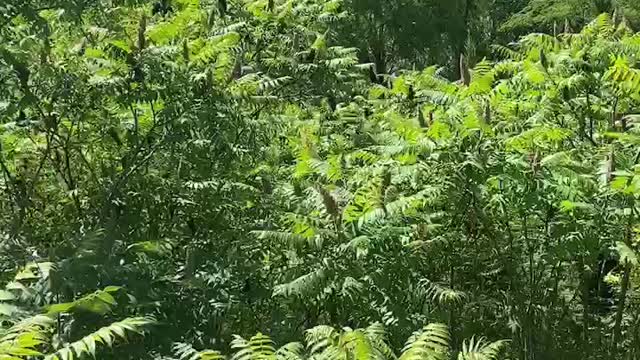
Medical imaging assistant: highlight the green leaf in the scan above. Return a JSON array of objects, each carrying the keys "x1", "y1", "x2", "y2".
[
  {"x1": 0, "y1": 290, "x2": 15, "y2": 301},
  {"x1": 614, "y1": 241, "x2": 638, "y2": 267},
  {"x1": 0, "y1": 303, "x2": 19, "y2": 316}
]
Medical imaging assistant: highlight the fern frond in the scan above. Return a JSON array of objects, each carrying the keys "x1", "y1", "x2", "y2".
[
  {"x1": 339, "y1": 235, "x2": 371, "y2": 259},
  {"x1": 173, "y1": 342, "x2": 225, "y2": 360},
  {"x1": 252, "y1": 230, "x2": 310, "y2": 248},
  {"x1": 421, "y1": 280, "x2": 466, "y2": 306},
  {"x1": 126, "y1": 240, "x2": 175, "y2": 257},
  {"x1": 613, "y1": 241, "x2": 638, "y2": 267},
  {"x1": 213, "y1": 22, "x2": 248, "y2": 36},
  {"x1": 399, "y1": 323, "x2": 449, "y2": 360},
  {"x1": 325, "y1": 55, "x2": 358, "y2": 70},
  {"x1": 273, "y1": 267, "x2": 329, "y2": 298},
  {"x1": 275, "y1": 342, "x2": 304, "y2": 360},
  {"x1": 358, "y1": 189, "x2": 428, "y2": 227},
  {"x1": 231, "y1": 333, "x2": 276, "y2": 360},
  {"x1": 418, "y1": 90, "x2": 457, "y2": 107},
  {"x1": 341, "y1": 330, "x2": 375, "y2": 360},
  {"x1": 414, "y1": 66, "x2": 456, "y2": 92},
  {"x1": 259, "y1": 76, "x2": 293, "y2": 93},
  {"x1": 306, "y1": 325, "x2": 387, "y2": 360},
  {"x1": 306, "y1": 325, "x2": 338, "y2": 357},
  {"x1": 47, "y1": 286, "x2": 121, "y2": 315},
  {"x1": 491, "y1": 45, "x2": 523, "y2": 61},
  {"x1": 340, "y1": 277, "x2": 364, "y2": 301},
  {"x1": 363, "y1": 323, "x2": 394, "y2": 360},
  {"x1": 44, "y1": 317, "x2": 155, "y2": 360},
  {"x1": 520, "y1": 33, "x2": 559, "y2": 54},
  {"x1": 582, "y1": 13, "x2": 614, "y2": 39},
  {"x1": 0, "y1": 315, "x2": 53, "y2": 358},
  {"x1": 472, "y1": 60, "x2": 494, "y2": 77},
  {"x1": 458, "y1": 337, "x2": 509, "y2": 360},
  {"x1": 605, "y1": 55, "x2": 640, "y2": 93}
]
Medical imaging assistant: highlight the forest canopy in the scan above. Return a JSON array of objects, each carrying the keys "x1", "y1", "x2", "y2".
[{"x1": 1, "y1": 0, "x2": 640, "y2": 359}]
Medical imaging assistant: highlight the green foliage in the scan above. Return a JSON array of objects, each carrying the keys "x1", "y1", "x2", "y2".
[
  {"x1": 0, "y1": 315, "x2": 52, "y2": 359},
  {"x1": 2, "y1": 0, "x2": 640, "y2": 359},
  {"x1": 173, "y1": 342, "x2": 225, "y2": 360},
  {"x1": 171, "y1": 323, "x2": 503, "y2": 360},
  {"x1": 46, "y1": 286, "x2": 121, "y2": 315},
  {"x1": 458, "y1": 337, "x2": 509, "y2": 360},
  {"x1": 44, "y1": 317, "x2": 155, "y2": 360},
  {"x1": 0, "y1": 292, "x2": 154, "y2": 360},
  {"x1": 400, "y1": 323, "x2": 450, "y2": 360}
]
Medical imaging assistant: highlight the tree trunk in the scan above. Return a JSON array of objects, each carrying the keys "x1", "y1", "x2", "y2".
[
  {"x1": 369, "y1": 24, "x2": 386, "y2": 79},
  {"x1": 581, "y1": 258, "x2": 591, "y2": 348},
  {"x1": 612, "y1": 263, "x2": 631, "y2": 349},
  {"x1": 448, "y1": 263, "x2": 458, "y2": 358},
  {"x1": 613, "y1": 211, "x2": 636, "y2": 351}
]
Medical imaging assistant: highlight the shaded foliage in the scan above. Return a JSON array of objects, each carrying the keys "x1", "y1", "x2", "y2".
[{"x1": 1, "y1": 1, "x2": 640, "y2": 360}]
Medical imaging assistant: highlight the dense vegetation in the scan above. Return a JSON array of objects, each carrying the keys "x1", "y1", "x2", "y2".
[{"x1": 1, "y1": 0, "x2": 640, "y2": 359}]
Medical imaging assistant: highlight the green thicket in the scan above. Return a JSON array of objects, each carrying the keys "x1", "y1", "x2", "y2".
[{"x1": 1, "y1": 0, "x2": 640, "y2": 359}]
